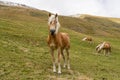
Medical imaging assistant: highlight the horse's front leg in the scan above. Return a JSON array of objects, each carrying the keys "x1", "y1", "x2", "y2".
[
  {"x1": 58, "y1": 48, "x2": 61, "y2": 74},
  {"x1": 108, "y1": 47, "x2": 111, "y2": 55},
  {"x1": 104, "y1": 49, "x2": 107, "y2": 56},
  {"x1": 50, "y1": 48, "x2": 56, "y2": 72}
]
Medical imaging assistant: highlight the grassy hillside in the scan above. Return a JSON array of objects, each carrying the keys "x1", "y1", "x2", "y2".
[
  {"x1": 60, "y1": 14, "x2": 120, "y2": 37},
  {"x1": 0, "y1": 5, "x2": 120, "y2": 80}
]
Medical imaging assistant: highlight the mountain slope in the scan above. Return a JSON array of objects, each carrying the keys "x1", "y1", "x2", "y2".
[
  {"x1": 60, "y1": 14, "x2": 120, "y2": 37},
  {"x1": 0, "y1": 4, "x2": 120, "y2": 80},
  {"x1": 0, "y1": 1, "x2": 120, "y2": 37}
]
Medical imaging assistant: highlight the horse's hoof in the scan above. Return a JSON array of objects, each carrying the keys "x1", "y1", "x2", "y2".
[
  {"x1": 53, "y1": 70, "x2": 56, "y2": 73},
  {"x1": 58, "y1": 71, "x2": 61, "y2": 74},
  {"x1": 68, "y1": 66, "x2": 70, "y2": 70},
  {"x1": 63, "y1": 65, "x2": 66, "y2": 68}
]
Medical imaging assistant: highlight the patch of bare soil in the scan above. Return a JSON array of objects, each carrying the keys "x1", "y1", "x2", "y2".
[{"x1": 47, "y1": 69, "x2": 93, "y2": 80}]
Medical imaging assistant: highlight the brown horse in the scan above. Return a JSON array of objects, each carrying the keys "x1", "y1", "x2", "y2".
[
  {"x1": 82, "y1": 37, "x2": 93, "y2": 43},
  {"x1": 47, "y1": 13, "x2": 70, "y2": 74},
  {"x1": 96, "y1": 42, "x2": 111, "y2": 55}
]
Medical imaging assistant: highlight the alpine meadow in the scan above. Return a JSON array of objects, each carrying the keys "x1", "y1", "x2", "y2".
[{"x1": 0, "y1": 4, "x2": 120, "y2": 80}]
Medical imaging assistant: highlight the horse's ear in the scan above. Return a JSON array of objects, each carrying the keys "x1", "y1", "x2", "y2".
[
  {"x1": 55, "y1": 13, "x2": 58, "y2": 18},
  {"x1": 49, "y1": 13, "x2": 51, "y2": 17}
]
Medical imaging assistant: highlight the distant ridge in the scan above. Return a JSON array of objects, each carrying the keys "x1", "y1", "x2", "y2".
[
  {"x1": 70, "y1": 14, "x2": 108, "y2": 18},
  {"x1": 0, "y1": 1, "x2": 35, "y2": 9}
]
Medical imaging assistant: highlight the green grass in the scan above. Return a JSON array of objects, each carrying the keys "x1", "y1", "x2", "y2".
[{"x1": 0, "y1": 5, "x2": 120, "y2": 80}]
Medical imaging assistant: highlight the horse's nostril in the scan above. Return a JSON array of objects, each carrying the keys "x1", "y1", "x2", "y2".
[
  {"x1": 50, "y1": 30, "x2": 55, "y2": 33},
  {"x1": 50, "y1": 30, "x2": 55, "y2": 35}
]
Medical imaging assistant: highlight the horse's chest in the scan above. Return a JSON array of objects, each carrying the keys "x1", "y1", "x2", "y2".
[
  {"x1": 50, "y1": 41, "x2": 55, "y2": 47},
  {"x1": 49, "y1": 40, "x2": 57, "y2": 48}
]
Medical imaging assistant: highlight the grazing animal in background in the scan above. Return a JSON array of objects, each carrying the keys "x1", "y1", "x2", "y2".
[
  {"x1": 47, "y1": 13, "x2": 70, "y2": 74},
  {"x1": 82, "y1": 37, "x2": 93, "y2": 43},
  {"x1": 96, "y1": 42, "x2": 111, "y2": 55}
]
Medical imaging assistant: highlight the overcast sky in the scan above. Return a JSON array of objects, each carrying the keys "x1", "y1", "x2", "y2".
[{"x1": 1, "y1": 0, "x2": 120, "y2": 18}]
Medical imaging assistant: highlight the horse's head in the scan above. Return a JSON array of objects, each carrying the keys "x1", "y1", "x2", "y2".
[
  {"x1": 96, "y1": 45, "x2": 102, "y2": 53},
  {"x1": 96, "y1": 42, "x2": 105, "y2": 53},
  {"x1": 48, "y1": 13, "x2": 60, "y2": 36},
  {"x1": 96, "y1": 47, "x2": 101, "y2": 53},
  {"x1": 82, "y1": 37, "x2": 87, "y2": 41}
]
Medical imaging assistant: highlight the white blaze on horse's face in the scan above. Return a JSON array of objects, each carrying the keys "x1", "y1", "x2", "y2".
[{"x1": 48, "y1": 13, "x2": 60, "y2": 35}]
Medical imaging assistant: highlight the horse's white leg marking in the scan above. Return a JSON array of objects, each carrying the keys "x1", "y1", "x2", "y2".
[
  {"x1": 50, "y1": 49, "x2": 56, "y2": 72},
  {"x1": 67, "y1": 60, "x2": 70, "y2": 69},
  {"x1": 61, "y1": 49, "x2": 66, "y2": 68},
  {"x1": 58, "y1": 63, "x2": 61, "y2": 74},
  {"x1": 63, "y1": 59, "x2": 67, "y2": 68},
  {"x1": 104, "y1": 49, "x2": 107, "y2": 56},
  {"x1": 66, "y1": 49, "x2": 70, "y2": 69},
  {"x1": 58, "y1": 48, "x2": 61, "y2": 74},
  {"x1": 53, "y1": 62, "x2": 56, "y2": 72}
]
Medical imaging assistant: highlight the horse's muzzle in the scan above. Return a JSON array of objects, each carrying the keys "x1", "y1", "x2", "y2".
[{"x1": 50, "y1": 29, "x2": 55, "y2": 35}]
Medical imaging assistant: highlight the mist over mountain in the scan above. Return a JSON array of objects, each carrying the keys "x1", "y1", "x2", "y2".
[{"x1": 1, "y1": 0, "x2": 120, "y2": 18}]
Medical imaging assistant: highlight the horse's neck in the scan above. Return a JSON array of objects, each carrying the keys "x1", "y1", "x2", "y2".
[
  {"x1": 49, "y1": 33, "x2": 57, "y2": 41},
  {"x1": 49, "y1": 33, "x2": 61, "y2": 43}
]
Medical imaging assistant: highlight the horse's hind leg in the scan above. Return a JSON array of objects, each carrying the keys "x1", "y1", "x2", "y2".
[
  {"x1": 66, "y1": 48, "x2": 70, "y2": 69},
  {"x1": 108, "y1": 47, "x2": 111, "y2": 55},
  {"x1": 61, "y1": 48, "x2": 66, "y2": 68}
]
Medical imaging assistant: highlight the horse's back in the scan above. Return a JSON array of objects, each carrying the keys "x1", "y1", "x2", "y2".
[
  {"x1": 87, "y1": 37, "x2": 92, "y2": 41},
  {"x1": 104, "y1": 43, "x2": 111, "y2": 49}
]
